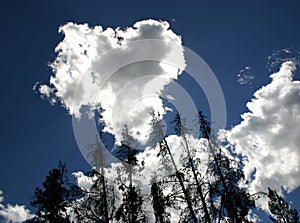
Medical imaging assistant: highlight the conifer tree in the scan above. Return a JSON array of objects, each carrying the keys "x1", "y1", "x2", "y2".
[
  {"x1": 206, "y1": 150, "x2": 255, "y2": 222},
  {"x1": 268, "y1": 187, "x2": 300, "y2": 223},
  {"x1": 71, "y1": 133, "x2": 117, "y2": 223},
  {"x1": 172, "y1": 112, "x2": 211, "y2": 223},
  {"x1": 150, "y1": 112, "x2": 198, "y2": 223},
  {"x1": 150, "y1": 175, "x2": 171, "y2": 223},
  {"x1": 71, "y1": 170, "x2": 116, "y2": 223},
  {"x1": 198, "y1": 112, "x2": 255, "y2": 222},
  {"x1": 114, "y1": 126, "x2": 148, "y2": 223},
  {"x1": 28, "y1": 161, "x2": 81, "y2": 223}
]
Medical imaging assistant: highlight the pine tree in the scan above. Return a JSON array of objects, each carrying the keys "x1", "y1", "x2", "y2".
[
  {"x1": 150, "y1": 112, "x2": 198, "y2": 223},
  {"x1": 206, "y1": 150, "x2": 255, "y2": 222},
  {"x1": 198, "y1": 111, "x2": 255, "y2": 222},
  {"x1": 71, "y1": 170, "x2": 116, "y2": 223},
  {"x1": 150, "y1": 175, "x2": 171, "y2": 223},
  {"x1": 71, "y1": 133, "x2": 117, "y2": 223},
  {"x1": 114, "y1": 126, "x2": 148, "y2": 223},
  {"x1": 268, "y1": 187, "x2": 300, "y2": 223},
  {"x1": 28, "y1": 161, "x2": 81, "y2": 223},
  {"x1": 172, "y1": 112, "x2": 211, "y2": 223}
]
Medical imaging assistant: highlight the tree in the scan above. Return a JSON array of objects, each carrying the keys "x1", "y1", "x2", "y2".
[
  {"x1": 114, "y1": 126, "x2": 148, "y2": 223},
  {"x1": 172, "y1": 112, "x2": 211, "y2": 223},
  {"x1": 71, "y1": 170, "x2": 116, "y2": 223},
  {"x1": 268, "y1": 187, "x2": 300, "y2": 223},
  {"x1": 70, "y1": 132, "x2": 118, "y2": 223},
  {"x1": 206, "y1": 150, "x2": 255, "y2": 222},
  {"x1": 29, "y1": 111, "x2": 300, "y2": 223},
  {"x1": 150, "y1": 175, "x2": 171, "y2": 223},
  {"x1": 198, "y1": 111, "x2": 255, "y2": 222},
  {"x1": 150, "y1": 112, "x2": 198, "y2": 223},
  {"x1": 28, "y1": 161, "x2": 81, "y2": 223}
]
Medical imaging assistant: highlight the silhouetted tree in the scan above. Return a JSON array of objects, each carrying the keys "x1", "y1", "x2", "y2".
[
  {"x1": 198, "y1": 111, "x2": 255, "y2": 222},
  {"x1": 29, "y1": 111, "x2": 300, "y2": 223},
  {"x1": 172, "y1": 112, "x2": 211, "y2": 223},
  {"x1": 150, "y1": 175, "x2": 171, "y2": 223},
  {"x1": 151, "y1": 112, "x2": 198, "y2": 223},
  {"x1": 71, "y1": 169, "x2": 116, "y2": 223},
  {"x1": 207, "y1": 150, "x2": 255, "y2": 222},
  {"x1": 70, "y1": 131, "x2": 119, "y2": 223},
  {"x1": 28, "y1": 161, "x2": 81, "y2": 223},
  {"x1": 114, "y1": 126, "x2": 148, "y2": 223},
  {"x1": 268, "y1": 187, "x2": 300, "y2": 223}
]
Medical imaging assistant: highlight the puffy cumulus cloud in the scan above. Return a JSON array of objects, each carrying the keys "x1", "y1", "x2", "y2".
[
  {"x1": 0, "y1": 190, "x2": 34, "y2": 223},
  {"x1": 38, "y1": 19, "x2": 185, "y2": 145},
  {"x1": 225, "y1": 61, "x2": 300, "y2": 208},
  {"x1": 0, "y1": 204, "x2": 33, "y2": 223}
]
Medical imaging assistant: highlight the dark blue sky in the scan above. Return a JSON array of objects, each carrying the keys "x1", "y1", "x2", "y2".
[{"x1": 0, "y1": 0, "x2": 300, "y2": 219}]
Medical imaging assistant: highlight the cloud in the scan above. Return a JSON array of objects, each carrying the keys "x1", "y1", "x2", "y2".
[
  {"x1": 237, "y1": 66, "x2": 255, "y2": 86},
  {"x1": 33, "y1": 82, "x2": 56, "y2": 104},
  {"x1": 225, "y1": 61, "x2": 300, "y2": 208},
  {"x1": 37, "y1": 19, "x2": 185, "y2": 145},
  {"x1": 266, "y1": 47, "x2": 300, "y2": 73},
  {"x1": 0, "y1": 190, "x2": 34, "y2": 223},
  {"x1": 72, "y1": 172, "x2": 94, "y2": 191}
]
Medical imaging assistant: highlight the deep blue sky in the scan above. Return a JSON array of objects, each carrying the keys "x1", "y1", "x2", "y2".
[{"x1": 0, "y1": 0, "x2": 300, "y2": 219}]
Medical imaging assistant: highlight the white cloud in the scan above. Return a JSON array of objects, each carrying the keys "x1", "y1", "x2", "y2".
[
  {"x1": 72, "y1": 172, "x2": 94, "y2": 191},
  {"x1": 33, "y1": 82, "x2": 56, "y2": 104},
  {"x1": 237, "y1": 66, "x2": 255, "y2": 86},
  {"x1": 225, "y1": 61, "x2": 300, "y2": 208},
  {"x1": 266, "y1": 47, "x2": 300, "y2": 73},
  {"x1": 0, "y1": 190, "x2": 34, "y2": 223},
  {"x1": 38, "y1": 19, "x2": 185, "y2": 145}
]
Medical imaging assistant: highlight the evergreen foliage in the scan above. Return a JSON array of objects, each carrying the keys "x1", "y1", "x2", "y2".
[
  {"x1": 28, "y1": 112, "x2": 300, "y2": 223},
  {"x1": 28, "y1": 161, "x2": 81, "y2": 223},
  {"x1": 268, "y1": 188, "x2": 300, "y2": 223}
]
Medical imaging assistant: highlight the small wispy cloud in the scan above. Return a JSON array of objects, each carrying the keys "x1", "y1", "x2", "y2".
[
  {"x1": 266, "y1": 47, "x2": 300, "y2": 73},
  {"x1": 237, "y1": 66, "x2": 255, "y2": 86}
]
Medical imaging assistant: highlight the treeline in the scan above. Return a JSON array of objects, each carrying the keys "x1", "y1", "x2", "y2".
[{"x1": 27, "y1": 112, "x2": 299, "y2": 223}]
